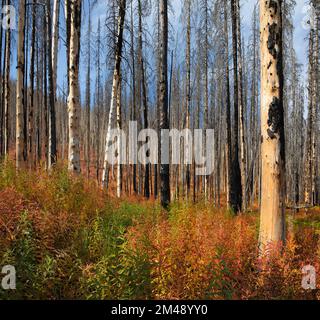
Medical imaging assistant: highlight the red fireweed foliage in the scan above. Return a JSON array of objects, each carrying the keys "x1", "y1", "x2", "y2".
[
  {"x1": 0, "y1": 161, "x2": 319, "y2": 300},
  {"x1": 126, "y1": 206, "x2": 320, "y2": 300}
]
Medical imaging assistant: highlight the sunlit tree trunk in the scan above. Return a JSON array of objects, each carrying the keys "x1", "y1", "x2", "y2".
[
  {"x1": 102, "y1": 0, "x2": 126, "y2": 188},
  {"x1": 116, "y1": 76, "x2": 122, "y2": 198},
  {"x1": 67, "y1": 0, "x2": 81, "y2": 173},
  {"x1": 235, "y1": 0, "x2": 247, "y2": 211},
  {"x1": 259, "y1": 0, "x2": 286, "y2": 249}
]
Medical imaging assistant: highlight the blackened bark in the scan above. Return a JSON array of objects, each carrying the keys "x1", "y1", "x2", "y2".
[
  {"x1": 230, "y1": 0, "x2": 242, "y2": 213},
  {"x1": 159, "y1": 0, "x2": 170, "y2": 208}
]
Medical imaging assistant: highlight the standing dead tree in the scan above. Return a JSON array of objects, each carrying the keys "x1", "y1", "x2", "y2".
[
  {"x1": 16, "y1": 0, "x2": 26, "y2": 169},
  {"x1": 259, "y1": 0, "x2": 286, "y2": 249},
  {"x1": 102, "y1": 0, "x2": 127, "y2": 191},
  {"x1": 159, "y1": 0, "x2": 170, "y2": 208},
  {"x1": 67, "y1": 0, "x2": 82, "y2": 173}
]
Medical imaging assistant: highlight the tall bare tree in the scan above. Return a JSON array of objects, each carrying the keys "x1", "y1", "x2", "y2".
[
  {"x1": 235, "y1": 0, "x2": 247, "y2": 211},
  {"x1": 137, "y1": 0, "x2": 151, "y2": 198},
  {"x1": 130, "y1": 0, "x2": 137, "y2": 194},
  {"x1": 16, "y1": 0, "x2": 26, "y2": 169},
  {"x1": 47, "y1": 0, "x2": 57, "y2": 169},
  {"x1": 259, "y1": 0, "x2": 286, "y2": 249},
  {"x1": 223, "y1": 0, "x2": 232, "y2": 209},
  {"x1": 28, "y1": 0, "x2": 37, "y2": 168},
  {"x1": 230, "y1": 0, "x2": 242, "y2": 212},
  {"x1": 65, "y1": 0, "x2": 71, "y2": 91},
  {"x1": 67, "y1": 0, "x2": 82, "y2": 173},
  {"x1": 85, "y1": 4, "x2": 92, "y2": 178},
  {"x1": 185, "y1": 0, "x2": 191, "y2": 199},
  {"x1": 0, "y1": 0, "x2": 3, "y2": 156},
  {"x1": 102, "y1": 0, "x2": 126, "y2": 189},
  {"x1": 305, "y1": 2, "x2": 319, "y2": 206},
  {"x1": 3, "y1": 0, "x2": 11, "y2": 157},
  {"x1": 52, "y1": 0, "x2": 60, "y2": 102},
  {"x1": 159, "y1": 0, "x2": 170, "y2": 208}
]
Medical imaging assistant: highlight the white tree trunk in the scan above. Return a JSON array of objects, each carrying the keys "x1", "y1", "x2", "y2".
[
  {"x1": 259, "y1": 0, "x2": 286, "y2": 250},
  {"x1": 102, "y1": 68, "x2": 120, "y2": 187},
  {"x1": 236, "y1": 0, "x2": 247, "y2": 211},
  {"x1": 102, "y1": 0, "x2": 126, "y2": 188},
  {"x1": 67, "y1": 0, "x2": 81, "y2": 173},
  {"x1": 116, "y1": 79, "x2": 122, "y2": 198}
]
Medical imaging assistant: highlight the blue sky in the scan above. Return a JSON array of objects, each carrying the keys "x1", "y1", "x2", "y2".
[
  {"x1": 80, "y1": 0, "x2": 310, "y2": 97},
  {"x1": 8, "y1": 0, "x2": 310, "y2": 99}
]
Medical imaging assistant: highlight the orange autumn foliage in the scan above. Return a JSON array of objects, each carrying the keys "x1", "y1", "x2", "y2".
[{"x1": 0, "y1": 161, "x2": 319, "y2": 300}]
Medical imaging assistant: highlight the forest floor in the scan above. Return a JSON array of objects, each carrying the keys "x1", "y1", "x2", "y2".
[{"x1": 0, "y1": 160, "x2": 319, "y2": 300}]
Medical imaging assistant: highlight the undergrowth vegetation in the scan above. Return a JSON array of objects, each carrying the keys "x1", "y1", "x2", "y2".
[{"x1": 0, "y1": 161, "x2": 319, "y2": 300}]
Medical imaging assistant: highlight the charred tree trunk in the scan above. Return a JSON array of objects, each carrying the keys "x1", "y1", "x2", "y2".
[
  {"x1": 95, "y1": 20, "x2": 101, "y2": 182},
  {"x1": 16, "y1": 0, "x2": 26, "y2": 169},
  {"x1": 85, "y1": 5, "x2": 91, "y2": 178},
  {"x1": 259, "y1": 0, "x2": 286, "y2": 249},
  {"x1": 159, "y1": 0, "x2": 170, "y2": 208},
  {"x1": 130, "y1": 1, "x2": 137, "y2": 194},
  {"x1": 67, "y1": 0, "x2": 81, "y2": 173},
  {"x1": 47, "y1": 0, "x2": 57, "y2": 169},
  {"x1": 28, "y1": 0, "x2": 36, "y2": 168},
  {"x1": 102, "y1": 0, "x2": 126, "y2": 188},
  {"x1": 230, "y1": 0, "x2": 242, "y2": 213},
  {"x1": 235, "y1": 0, "x2": 247, "y2": 211},
  {"x1": 138, "y1": 0, "x2": 150, "y2": 198},
  {"x1": 185, "y1": 0, "x2": 191, "y2": 199},
  {"x1": 3, "y1": 0, "x2": 11, "y2": 157},
  {"x1": 224, "y1": 0, "x2": 233, "y2": 209}
]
